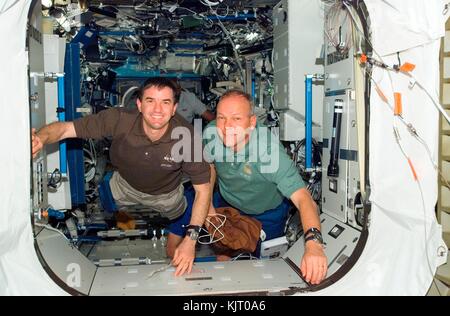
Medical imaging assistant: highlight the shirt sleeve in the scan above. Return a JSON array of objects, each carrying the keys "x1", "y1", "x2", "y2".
[
  {"x1": 260, "y1": 139, "x2": 306, "y2": 199},
  {"x1": 182, "y1": 124, "x2": 211, "y2": 185},
  {"x1": 183, "y1": 161, "x2": 211, "y2": 185},
  {"x1": 73, "y1": 108, "x2": 121, "y2": 139},
  {"x1": 185, "y1": 91, "x2": 207, "y2": 116},
  {"x1": 202, "y1": 121, "x2": 219, "y2": 163}
]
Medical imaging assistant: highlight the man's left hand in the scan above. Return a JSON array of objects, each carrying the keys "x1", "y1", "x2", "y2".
[
  {"x1": 172, "y1": 237, "x2": 196, "y2": 277},
  {"x1": 300, "y1": 241, "x2": 328, "y2": 285}
]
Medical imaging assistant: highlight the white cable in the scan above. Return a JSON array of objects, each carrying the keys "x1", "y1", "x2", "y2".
[
  {"x1": 231, "y1": 253, "x2": 258, "y2": 261},
  {"x1": 349, "y1": 3, "x2": 450, "y2": 191},
  {"x1": 103, "y1": 5, "x2": 145, "y2": 24},
  {"x1": 88, "y1": 139, "x2": 97, "y2": 165},
  {"x1": 146, "y1": 263, "x2": 172, "y2": 279},
  {"x1": 199, "y1": 0, "x2": 244, "y2": 82},
  {"x1": 344, "y1": 1, "x2": 442, "y2": 282},
  {"x1": 198, "y1": 213, "x2": 227, "y2": 245},
  {"x1": 392, "y1": 126, "x2": 438, "y2": 283},
  {"x1": 215, "y1": 19, "x2": 245, "y2": 83},
  {"x1": 121, "y1": 86, "x2": 140, "y2": 108},
  {"x1": 362, "y1": 65, "x2": 450, "y2": 193},
  {"x1": 85, "y1": 166, "x2": 96, "y2": 183},
  {"x1": 325, "y1": 2, "x2": 352, "y2": 52},
  {"x1": 200, "y1": 0, "x2": 221, "y2": 7},
  {"x1": 209, "y1": 5, "x2": 229, "y2": 19},
  {"x1": 177, "y1": 6, "x2": 205, "y2": 20},
  {"x1": 83, "y1": 145, "x2": 96, "y2": 182},
  {"x1": 406, "y1": 73, "x2": 450, "y2": 126}
]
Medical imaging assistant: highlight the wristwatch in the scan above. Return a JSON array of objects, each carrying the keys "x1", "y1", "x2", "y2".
[
  {"x1": 185, "y1": 225, "x2": 201, "y2": 241},
  {"x1": 304, "y1": 228, "x2": 324, "y2": 246}
]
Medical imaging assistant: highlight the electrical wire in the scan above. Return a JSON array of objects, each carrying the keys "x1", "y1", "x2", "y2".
[
  {"x1": 403, "y1": 72, "x2": 450, "y2": 126},
  {"x1": 215, "y1": 19, "x2": 245, "y2": 83},
  {"x1": 356, "y1": 39, "x2": 450, "y2": 194},
  {"x1": 146, "y1": 262, "x2": 172, "y2": 279},
  {"x1": 199, "y1": 0, "x2": 244, "y2": 83},
  {"x1": 392, "y1": 126, "x2": 439, "y2": 286},
  {"x1": 325, "y1": 2, "x2": 353, "y2": 52},
  {"x1": 88, "y1": 139, "x2": 97, "y2": 165},
  {"x1": 101, "y1": 5, "x2": 146, "y2": 24},
  {"x1": 123, "y1": 35, "x2": 147, "y2": 54},
  {"x1": 121, "y1": 86, "x2": 140, "y2": 108},
  {"x1": 292, "y1": 139, "x2": 322, "y2": 203},
  {"x1": 207, "y1": 3, "x2": 230, "y2": 19},
  {"x1": 177, "y1": 6, "x2": 206, "y2": 20},
  {"x1": 343, "y1": 1, "x2": 445, "y2": 283},
  {"x1": 343, "y1": 0, "x2": 450, "y2": 193},
  {"x1": 83, "y1": 140, "x2": 97, "y2": 183},
  {"x1": 432, "y1": 278, "x2": 445, "y2": 296},
  {"x1": 198, "y1": 213, "x2": 227, "y2": 245},
  {"x1": 231, "y1": 253, "x2": 258, "y2": 261},
  {"x1": 200, "y1": 0, "x2": 222, "y2": 7},
  {"x1": 48, "y1": 168, "x2": 63, "y2": 189}
]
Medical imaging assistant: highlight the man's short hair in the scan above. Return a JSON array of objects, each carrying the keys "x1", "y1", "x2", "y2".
[
  {"x1": 139, "y1": 77, "x2": 181, "y2": 103},
  {"x1": 219, "y1": 90, "x2": 255, "y2": 115}
]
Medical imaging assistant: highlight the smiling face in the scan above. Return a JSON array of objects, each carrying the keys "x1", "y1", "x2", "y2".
[
  {"x1": 216, "y1": 94, "x2": 257, "y2": 151},
  {"x1": 136, "y1": 86, "x2": 178, "y2": 132}
]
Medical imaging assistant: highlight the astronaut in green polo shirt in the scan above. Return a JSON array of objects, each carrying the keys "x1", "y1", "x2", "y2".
[{"x1": 203, "y1": 90, "x2": 327, "y2": 285}]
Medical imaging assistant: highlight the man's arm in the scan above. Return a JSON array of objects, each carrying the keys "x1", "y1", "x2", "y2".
[
  {"x1": 290, "y1": 188, "x2": 328, "y2": 285},
  {"x1": 201, "y1": 110, "x2": 216, "y2": 122},
  {"x1": 172, "y1": 182, "x2": 211, "y2": 277},
  {"x1": 32, "y1": 108, "x2": 122, "y2": 158},
  {"x1": 188, "y1": 91, "x2": 214, "y2": 122},
  {"x1": 32, "y1": 122, "x2": 76, "y2": 158},
  {"x1": 208, "y1": 164, "x2": 217, "y2": 215}
]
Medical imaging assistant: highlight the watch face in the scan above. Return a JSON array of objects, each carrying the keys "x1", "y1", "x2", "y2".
[
  {"x1": 306, "y1": 232, "x2": 324, "y2": 245},
  {"x1": 188, "y1": 229, "x2": 199, "y2": 241},
  {"x1": 315, "y1": 234, "x2": 324, "y2": 244}
]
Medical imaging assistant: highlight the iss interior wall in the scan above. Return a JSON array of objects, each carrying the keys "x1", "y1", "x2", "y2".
[
  {"x1": 0, "y1": 0, "x2": 448, "y2": 296},
  {"x1": 273, "y1": 0, "x2": 324, "y2": 141},
  {"x1": 0, "y1": 0, "x2": 68, "y2": 296},
  {"x1": 440, "y1": 20, "x2": 450, "y2": 248},
  {"x1": 316, "y1": 0, "x2": 448, "y2": 295}
]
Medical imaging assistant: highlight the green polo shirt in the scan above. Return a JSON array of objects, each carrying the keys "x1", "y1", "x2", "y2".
[{"x1": 203, "y1": 121, "x2": 305, "y2": 215}]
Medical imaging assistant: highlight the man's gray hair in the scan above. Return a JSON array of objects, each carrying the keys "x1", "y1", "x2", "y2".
[{"x1": 219, "y1": 90, "x2": 255, "y2": 116}]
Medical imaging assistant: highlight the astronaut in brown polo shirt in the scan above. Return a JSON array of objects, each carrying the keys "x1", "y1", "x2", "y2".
[{"x1": 32, "y1": 78, "x2": 211, "y2": 277}]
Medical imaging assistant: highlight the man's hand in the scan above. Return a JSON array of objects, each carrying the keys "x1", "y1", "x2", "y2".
[
  {"x1": 30, "y1": 122, "x2": 77, "y2": 159},
  {"x1": 300, "y1": 241, "x2": 328, "y2": 285},
  {"x1": 172, "y1": 237, "x2": 196, "y2": 277},
  {"x1": 31, "y1": 128, "x2": 43, "y2": 158}
]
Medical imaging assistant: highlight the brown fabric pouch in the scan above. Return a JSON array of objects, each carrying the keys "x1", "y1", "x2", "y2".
[
  {"x1": 207, "y1": 207, "x2": 262, "y2": 257},
  {"x1": 115, "y1": 211, "x2": 136, "y2": 231}
]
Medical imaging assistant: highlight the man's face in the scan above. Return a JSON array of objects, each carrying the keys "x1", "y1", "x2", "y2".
[
  {"x1": 136, "y1": 86, "x2": 177, "y2": 130},
  {"x1": 216, "y1": 95, "x2": 256, "y2": 150}
]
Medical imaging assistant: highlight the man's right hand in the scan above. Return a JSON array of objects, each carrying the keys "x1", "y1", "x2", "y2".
[{"x1": 32, "y1": 128, "x2": 43, "y2": 158}]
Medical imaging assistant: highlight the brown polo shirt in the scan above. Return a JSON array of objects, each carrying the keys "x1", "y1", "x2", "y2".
[{"x1": 73, "y1": 108, "x2": 210, "y2": 195}]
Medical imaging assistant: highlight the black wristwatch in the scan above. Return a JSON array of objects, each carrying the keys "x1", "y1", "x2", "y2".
[
  {"x1": 304, "y1": 228, "x2": 324, "y2": 245},
  {"x1": 185, "y1": 225, "x2": 201, "y2": 241}
]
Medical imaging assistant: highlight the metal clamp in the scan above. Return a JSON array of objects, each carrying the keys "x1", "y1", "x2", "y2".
[{"x1": 444, "y1": 3, "x2": 449, "y2": 15}]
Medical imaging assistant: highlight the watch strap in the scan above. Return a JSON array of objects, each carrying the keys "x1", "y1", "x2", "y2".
[{"x1": 305, "y1": 228, "x2": 321, "y2": 238}]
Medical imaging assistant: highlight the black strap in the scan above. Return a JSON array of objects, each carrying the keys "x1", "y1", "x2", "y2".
[
  {"x1": 305, "y1": 227, "x2": 321, "y2": 237},
  {"x1": 304, "y1": 235, "x2": 317, "y2": 243},
  {"x1": 186, "y1": 225, "x2": 201, "y2": 233}
]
